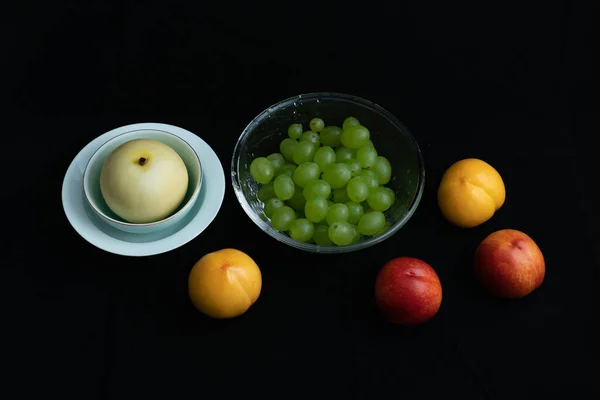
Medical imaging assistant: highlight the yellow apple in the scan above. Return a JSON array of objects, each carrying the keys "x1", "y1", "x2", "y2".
[{"x1": 100, "y1": 138, "x2": 189, "y2": 223}]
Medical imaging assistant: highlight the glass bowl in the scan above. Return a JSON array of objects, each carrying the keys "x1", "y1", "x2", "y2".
[{"x1": 231, "y1": 92, "x2": 425, "y2": 253}]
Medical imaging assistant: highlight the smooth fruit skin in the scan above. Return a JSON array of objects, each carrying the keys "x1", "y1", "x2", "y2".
[
  {"x1": 374, "y1": 257, "x2": 443, "y2": 326},
  {"x1": 188, "y1": 249, "x2": 262, "y2": 319},
  {"x1": 474, "y1": 229, "x2": 545, "y2": 298},
  {"x1": 437, "y1": 158, "x2": 505, "y2": 228},
  {"x1": 100, "y1": 138, "x2": 189, "y2": 223}
]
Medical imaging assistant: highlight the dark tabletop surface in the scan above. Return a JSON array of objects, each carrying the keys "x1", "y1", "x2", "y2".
[{"x1": 4, "y1": 2, "x2": 599, "y2": 399}]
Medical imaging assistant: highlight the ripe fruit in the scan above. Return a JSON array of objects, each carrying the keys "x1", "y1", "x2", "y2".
[
  {"x1": 474, "y1": 229, "x2": 545, "y2": 298},
  {"x1": 188, "y1": 249, "x2": 262, "y2": 319},
  {"x1": 100, "y1": 138, "x2": 189, "y2": 223},
  {"x1": 437, "y1": 158, "x2": 505, "y2": 228},
  {"x1": 374, "y1": 257, "x2": 443, "y2": 325}
]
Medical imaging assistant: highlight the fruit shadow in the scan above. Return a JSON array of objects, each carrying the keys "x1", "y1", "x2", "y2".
[
  {"x1": 337, "y1": 255, "x2": 428, "y2": 336},
  {"x1": 127, "y1": 254, "x2": 247, "y2": 337}
]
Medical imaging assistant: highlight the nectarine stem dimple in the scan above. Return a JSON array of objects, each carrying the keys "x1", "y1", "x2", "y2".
[
  {"x1": 138, "y1": 157, "x2": 147, "y2": 166},
  {"x1": 511, "y1": 240, "x2": 524, "y2": 250}
]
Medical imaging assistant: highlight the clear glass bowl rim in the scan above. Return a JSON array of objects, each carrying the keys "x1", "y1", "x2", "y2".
[{"x1": 231, "y1": 92, "x2": 425, "y2": 254}]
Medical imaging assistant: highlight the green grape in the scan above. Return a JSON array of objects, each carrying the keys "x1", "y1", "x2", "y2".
[
  {"x1": 250, "y1": 157, "x2": 275, "y2": 184},
  {"x1": 357, "y1": 211, "x2": 386, "y2": 236},
  {"x1": 313, "y1": 146, "x2": 336, "y2": 171},
  {"x1": 304, "y1": 196, "x2": 328, "y2": 223},
  {"x1": 287, "y1": 187, "x2": 306, "y2": 212},
  {"x1": 264, "y1": 198, "x2": 284, "y2": 218},
  {"x1": 335, "y1": 146, "x2": 356, "y2": 162},
  {"x1": 342, "y1": 159, "x2": 362, "y2": 176},
  {"x1": 303, "y1": 179, "x2": 331, "y2": 201},
  {"x1": 271, "y1": 206, "x2": 296, "y2": 231},
  {"x1": 322, "y1": 163, "x2": 352, "y2": 189},
  {"x1": 332, "y1": 186, "x2": 350, "y2": 203},
  {"x1": 313, "y1": 224, "x2": 333, "y2": 246},
  {"x1": 257, "y1": 182, "x2": 275, "y2": 202},
  {"x1": 267, "y1": 153, "x2": 285, "y2": 172},
  {"x1": 328, "y1": 222, "x2": 355, "y2": 246},
  {"x1": 358, "y1": 169, "x2": 379, "y2": 189},
  {"x1": 276, "y1": 163, "x2": 296, "y2": 178},
  {"x1": 371, "y1": 156, "x2": 392, "y2": 185},
  {"x1": 293, "y1": 162, "x2": 320, "y2": 188},
  {"x1": 341, "y1": 125, "x2": 370, "y2": 149},
  {"x1": 362, "y1": 203, "x2": 373, "y2": 214},
  {"x1": 273, "y1": 174, "x2": 295, "y2": 201},
  {"x1": 326, "y1": 203, "x2": 349, "y2": 225},
  {"x1": 345, "y1": 201, "x2": 364, "y2": 224},
  {"x1": 365, "y1": 140, "x2": 374, "y2": 148},
  {"x1": 309, "y1": 118, "x2": 325, "y2": 132},
  {"x1": 280, "y1": 138, "x2": 298, "y2": 161},
  {"x1": 343, "y1": 116, "x2": 360, "y2": 130},
  {"x1": 351, "y1": 224, "x2": 362, "y2": 243},
  {"x1": 376, "y1": 222, "x2": 391, "y2": 235},
  {"x1": 319, "y1": 126, "x2": 342, "y2": 147},
  {"x1": 299, "y1": 131, "x2": 320, "y2": 145},
  {"x1": 356, "y1": 145, "x2": 378, "y2": 168},
  {"x1": 346, "y1": 177, "x2": 369, "y2": 203},
  {"x1": 367, "y1": 186, "x2": 395, "y2": 212},
  {"x1": 292, "y1": 140, "x2": 317, "y2": 165},
  {"x1": 289, "y1": 218, "x2": 315, "y2": 242},
  {"x1": 288, "y1": 123, "x2": 303, "y2": 139},
  {"x1": 382, "y1": 187, "x2": 397, "y2": 203},
  {"x1": 296, "y1": 210, "x2": 305, "y2": 219},
  {"x1": 327, "y1": 200, "x2": 335, "y2": 208}
]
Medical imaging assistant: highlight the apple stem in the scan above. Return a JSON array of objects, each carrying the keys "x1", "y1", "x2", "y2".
[{"x1": 138, "y1": 157, "x2": 147, "y2": 166}]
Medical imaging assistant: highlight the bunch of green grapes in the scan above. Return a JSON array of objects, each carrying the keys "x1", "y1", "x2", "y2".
[{"x1": 249, "y1": 116, "x2": 395, "y2": 246}]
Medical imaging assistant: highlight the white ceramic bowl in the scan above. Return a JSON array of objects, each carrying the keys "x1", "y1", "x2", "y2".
[{"x1": 83, "y1": 129, "x2": 202, "y2": 234}]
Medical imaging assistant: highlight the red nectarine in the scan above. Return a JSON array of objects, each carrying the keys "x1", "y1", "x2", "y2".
[
  {"x1": 374, "y1": 257, "x2": 443, "y2": 325},
  {"x1": 474, "y1": 229, "x2": 545, "y2": 298}
]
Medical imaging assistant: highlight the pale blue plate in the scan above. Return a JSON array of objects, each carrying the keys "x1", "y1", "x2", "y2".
[{"x1": 62, "y1": 123, "x2": 225, "y2": 257}]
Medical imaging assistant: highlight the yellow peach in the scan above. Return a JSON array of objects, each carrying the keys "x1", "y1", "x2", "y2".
[
  {"x1": 437, "y1": 158, "x2": 506, "y2": 228},
  {"x1": 188, "y1": 249, "x2": 262, "y2": 319}
]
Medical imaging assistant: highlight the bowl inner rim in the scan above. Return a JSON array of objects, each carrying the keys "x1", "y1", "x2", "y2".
[{"x1": 82, "y1": 128, "x2": 203, "y2": 227}]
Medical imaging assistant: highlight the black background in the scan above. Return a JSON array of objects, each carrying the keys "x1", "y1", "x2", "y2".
[{"x1": 3, "y1": 1, "x2": 599, "y2": 399}]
